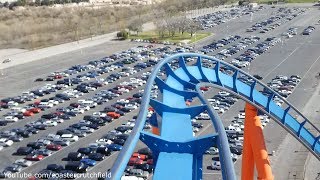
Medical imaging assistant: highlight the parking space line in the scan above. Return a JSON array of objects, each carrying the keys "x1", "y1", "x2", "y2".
[{"x1": 264, "y1": 45, "x2": 300, "y2": 78}]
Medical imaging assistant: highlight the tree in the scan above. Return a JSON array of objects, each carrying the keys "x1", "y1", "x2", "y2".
[
  {"x1": 128, "y1": 18, "x2": 143, "y2": 35},
  {"x1": 187, "y1": 21, "x2": 201, "y2": 37},
  {"x1": 3, "y1": 2, "x2": 9, "y2": 7},
  {"x1": 165, "y1": 18, "x2": 179, "y2": 37},
  {"x1": 117, "y1": 30, "x2": 128, "y2": 40},
  {"x1": 35, "y1": 0, "x2": 41, "y2": 6},
  {"x1": 154, "y1": 19, "x2": 166, "y2": 38},
  {"x1": 16, "y1": 0, "x2": 26, "y2": 6},
  {"x1": 177, "y1": 17, "x2": 190, "y2": 35}
]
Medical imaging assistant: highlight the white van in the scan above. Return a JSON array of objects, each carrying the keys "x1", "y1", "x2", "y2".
[
  {"x1": 38, "y1": 102, "x2": 54, "y2": 108},
  {"x1": 61, "y1": 134, "x2": 79, "y2": 142},
  {"x1": 196, "y1": 113, "x2": 210, "y2": 120},
  {"x1": 78, "y1": 100, "x2": 97, "y2": 108},
  {"x1": 10, "y1": 107, "x2": 26, "y2": 113},
  {"x1": 121, "y1": 176, "x2": 144, "y2": 180},
  {"x1": 22, "y1": 92, "x2": 34, "y2": 97},
  {"x1": 225, "y1": 125, "x2": 241, "y2": 133}
]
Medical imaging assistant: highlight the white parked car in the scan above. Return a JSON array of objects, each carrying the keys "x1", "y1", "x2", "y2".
[
  {"x1": 225, "y1": 125, "x2": 241, "y2": 133},
  {"x1": 196, "y1": 113, "x2": 210, "y2": 120},
  {"x1": 10, "y1": 107, "x2": 26, "y2": 113},
  {"x1": 125, "y1": 104, "x2": 138, "y2": 110},
  {"x1": 48, "y1": 100, "x2": 59, "y2": 105},
  {"x1": 43, "y1": 120, "x2": 58, "y2": 127},
  {"x1": 117, "y1": 99, "x2": 129, "y2": 103},
  {"x1": 211, "y1": 161, "x2": 221, "y2": 170},
  {"x1": 38, "y1": 102, "x2": 54, "y2": 108},
  {"x1": 238, "y1": 113, "x2": 245, "y2": 119},
  {"x1": 61, "y1": 134, "x2": 79, "y2": 142},
  {"x1": 14, "y1": 159, "x2": 32, "y2": 167},
  {"x1": 45, "y1": 134, "x2": 61, "y2": 141},
  {"x1": 96, "y1": 138, "x2": 113, "y2": 146},
  {"x1": 7, "y1": 101, "x2": 18, "y2": 107},
  {"x1": 4, "y1": 116, "x2": 18, "y2": 122},
  {"x1": 218, "y1": 91, "x2": 230, "y2": 97},
  {"x1": 93, "y1": 112, "x2": 107, "y2": 117},
  {"x1": 71, "y1": 108, "x2": 84, "y2": 114},
  {"x1": 0, "y1": 138, "x2": 13, "y2": 147},
  {"x1": 79, "y1": 126, "x2": 94, "y2": 133}
]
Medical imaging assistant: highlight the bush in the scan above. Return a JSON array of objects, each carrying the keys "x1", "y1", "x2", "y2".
[{"x1": 117, "y1": 30, "x2": 129, "y2": 40}]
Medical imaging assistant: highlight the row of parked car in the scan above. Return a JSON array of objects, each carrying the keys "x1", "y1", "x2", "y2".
[
  {"x1": 0, "y1": 45, "x2": 186, "y2": 127},
  {"x1": 31, "y1": 86, "x2": 161, "y2": 179},
  {"x1": 231, "y1": 37, "x2": 281, "y2": 68},
  {"x1": 201, "y1": 35, "x2": 242, "y2": 54},
  {"x1": 246, "y1": 7, "x2": 305, "y2": 33},
  {"x1": 213, "y1": 36, "x2": 260, "y2": 62},
  {"x1": 0, "y1": 44, "x2": 195, "y2": 179},
  {"x1": 0, "y1": 82, "x2": 154, "y2": 178},
  {"x1": 0, "y1": 70, "x2": 151, "y2": 151},
  {"x1": 207, "y1": 74, "x2": 301, "y2": 170},
  {"x1": 194, "y1": 6, "x2": 263, "y2": 30}
]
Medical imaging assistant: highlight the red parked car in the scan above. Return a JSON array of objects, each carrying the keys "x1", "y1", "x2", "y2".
[
  {"x1": 46, "y1": 144, "x2": 62, "y2": 151},
  {"x1": 200, "y1": 86, "x2": 209, "y2": 91},
  {"x1": 124, "y1": 86, "x2": 134, "y2": 90},
  {"x1": 107, "y1": 112, "x2": 120, "y2": 119},
  {"x1": 132, "y1": 152, "x2": 147, "y2": 160},
  {"x1": 54, "y1": 75, "x2": 63, "y2": 79},
  {"x1": 34, "y1": 101, "x2": 41, "y2": 106},
  {"x1": 23, "y1": 111, "x2": 34, "y2": 116},
  {"x1": 25, "y1": 154, "x2": 44, "y2": 161},
  {"x1": 28, "y1": 108, "x2": 41, "y2": 113},
  {"x1": 128, "y1": 157, "x2": 144, "y2": 166},
  {"x1": 146, "y1": 159, "x2": 153, "y2": 165},
  {"x1": 54, "y1": 111, "x2": 64, "y2": 116}
]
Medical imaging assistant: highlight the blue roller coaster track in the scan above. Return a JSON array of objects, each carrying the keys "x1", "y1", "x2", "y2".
[{"x1": 109, "y1": 53, "x2": 320, "y2": 180}]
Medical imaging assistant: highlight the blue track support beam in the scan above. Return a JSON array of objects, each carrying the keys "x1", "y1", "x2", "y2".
[
  {"x1": 179, "y1": 56, "x2": 200, "y2": 83},
  {"x1": 155, "y1": 77, "x2": 198, "y2": 99},
  {"x1": 214, "y1": 61, "x2": 223, "y2": 86},
  {"x1": 266, "y1": 94, "x2": 275, "y2": 113},
  {"x1": 108, "y1": 53, "x2": 320, "y2": 180},
  {"x1": 140, "y1": 132, "x2": 217, "y2": 154},
  {"x1": 149, "y1": 113, "x2": 158, "y2": 127},
  {"x1": 149, "y1": 99, "x2": 207, "y2": 119},
  {"x1": 232, "y1": 70, "x2": 239, "y2": 93},
  {"x1": 297, "y1": 120, "x2": 307, "y2": 137},
  {"x1": 196, "y1": 56, "x2": 210, "y2": 82},
  {"x1": 282, "y1": 106, "x2": 291, "y2": 124},
  {"x1": 164, "y1": 63, "x2": 196, "y2": 89},
  {"x1": 193, "y1": 155, "x2": 203, "y2": 180},
  {"x1": 196, "y1": 83, "x2": 236, "y2": 180}
]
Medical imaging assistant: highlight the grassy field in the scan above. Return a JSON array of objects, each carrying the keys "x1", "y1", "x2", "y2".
[{"x1": 130, "y1": 31, "x2": 212, "y2": 44}]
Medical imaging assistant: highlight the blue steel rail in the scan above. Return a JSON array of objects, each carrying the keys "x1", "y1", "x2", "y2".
[{"x1": 109, "y1": 53, "x2": 320, "y2": 180}]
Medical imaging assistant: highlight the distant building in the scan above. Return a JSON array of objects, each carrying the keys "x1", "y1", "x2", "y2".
[{"x1": 248, "y1": 3, "x2": 258, "y2": 8}]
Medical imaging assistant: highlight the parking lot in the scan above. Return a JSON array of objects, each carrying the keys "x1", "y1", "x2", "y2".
[{"x1": 0, "y1": 4, "x2": 320, "y2": 180}]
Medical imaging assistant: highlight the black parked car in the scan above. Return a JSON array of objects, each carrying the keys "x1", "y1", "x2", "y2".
[
  {"x1": 65, "y1": 162, "x2": 88, "y2": 173},
  {"x1": 134, "y1": 163, "x2": 154, "y2": 173},
  {"x1": 47, "y1": 164, "x2": 64, "y2": 172},
  {"x1": 16, "y1": 147, "x2": 33, "y2": 155},
  {"x1": 67, "y1": 152, "x2": 85, "y2": 161},
  {"x1": 88, "y1": 153, "x2": 105, "y2": 161},
  {"x1": 96, "y1": 147, "x2": 112, "y2": 156},
  {"x1": 77, "y1": 148, "x2": 94, "y2": 155}
]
